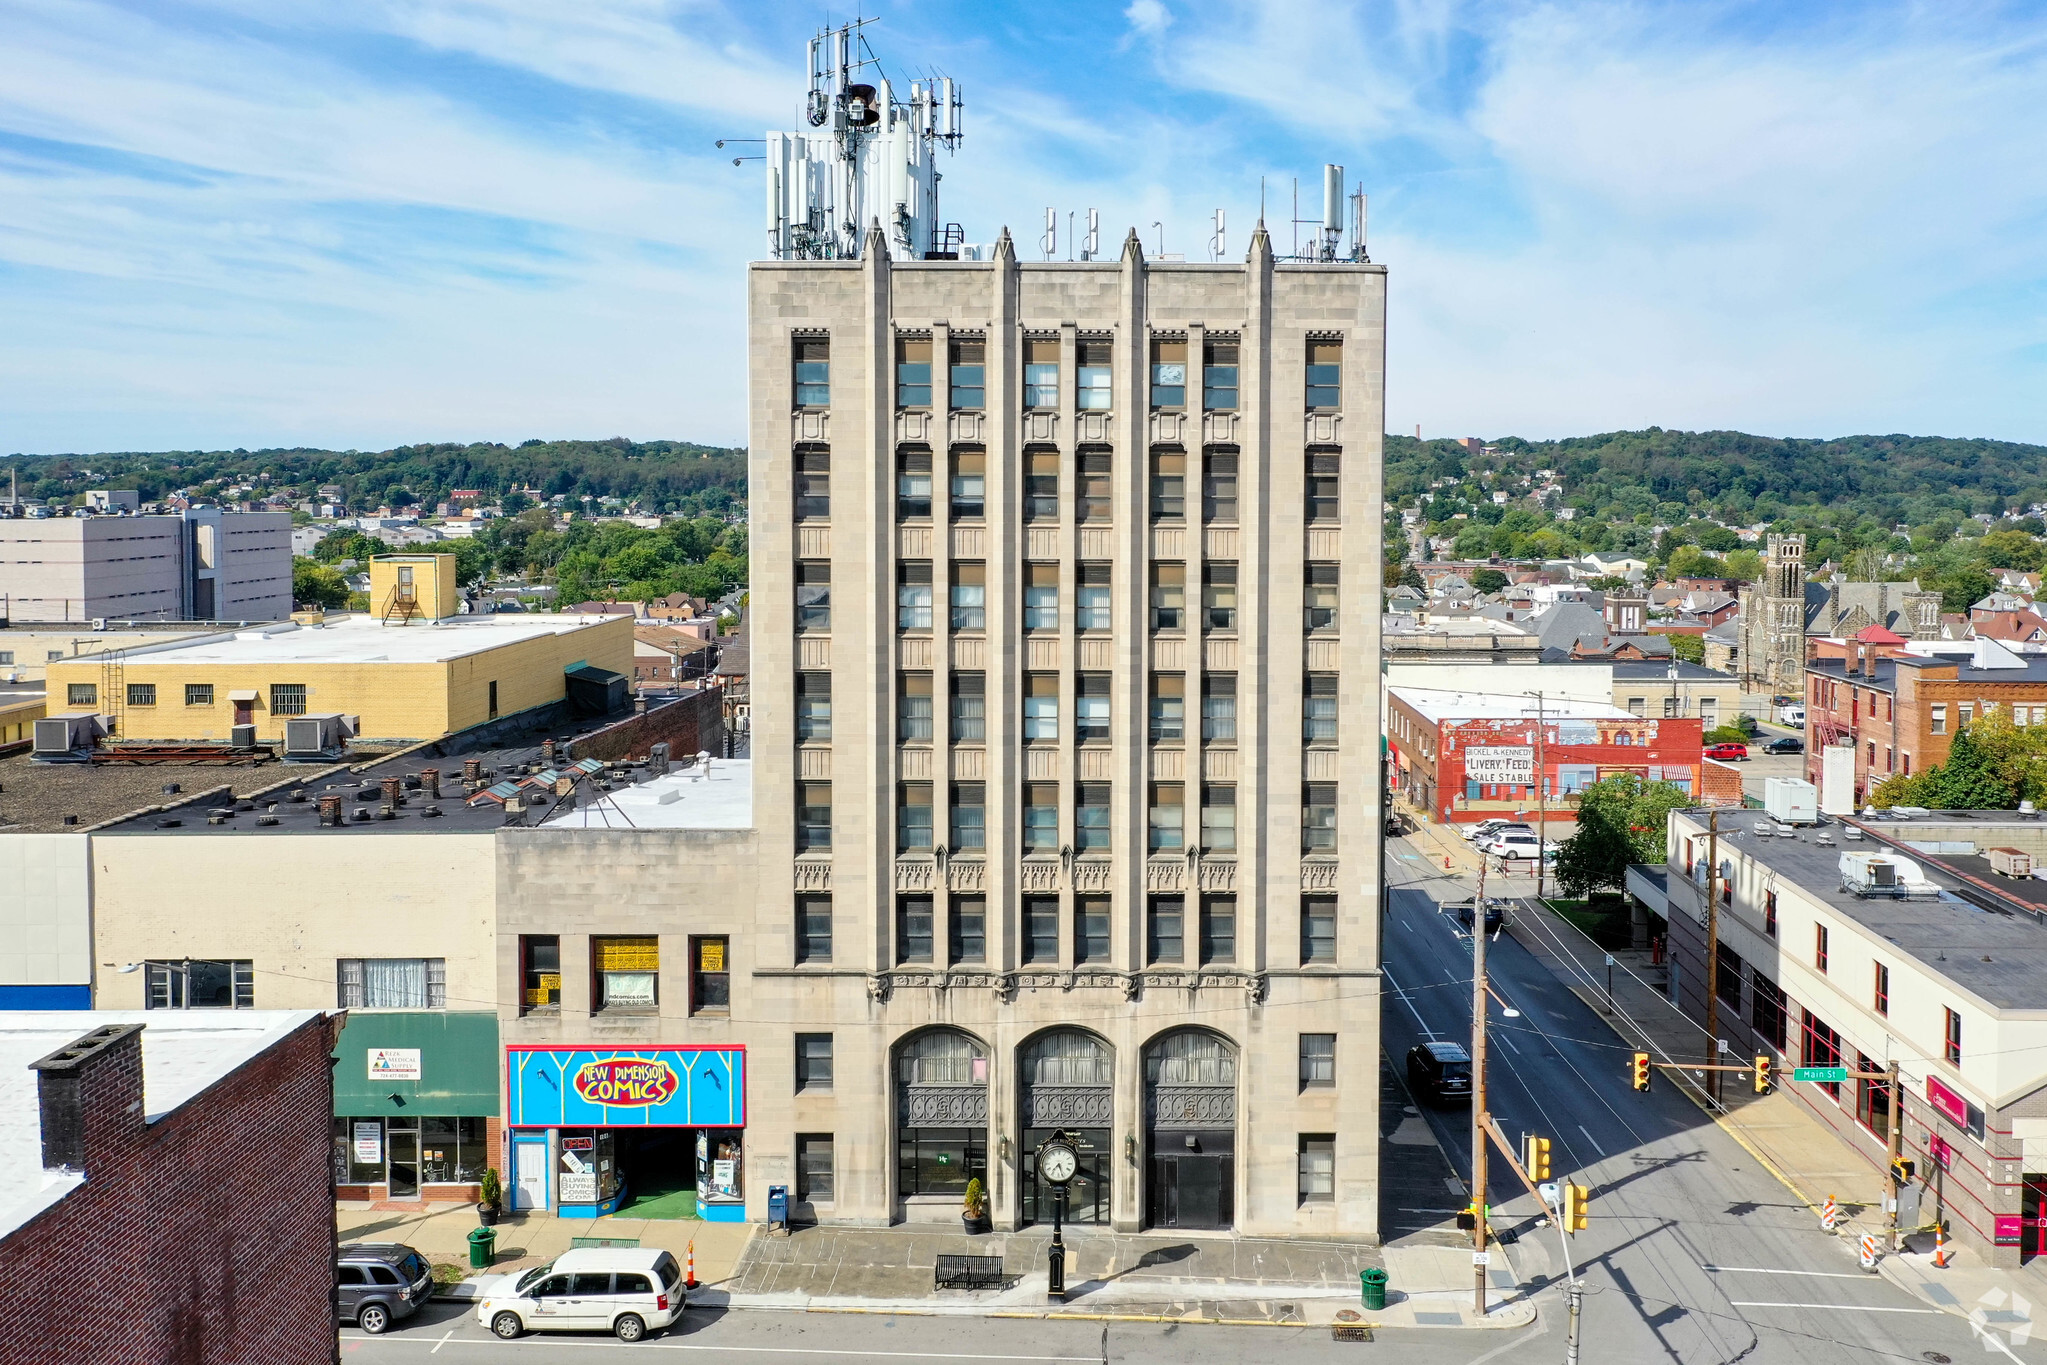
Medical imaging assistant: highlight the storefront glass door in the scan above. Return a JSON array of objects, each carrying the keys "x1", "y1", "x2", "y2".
[{"x1": 387, "y1": 1122, "x2": 420, "y2": 1199}]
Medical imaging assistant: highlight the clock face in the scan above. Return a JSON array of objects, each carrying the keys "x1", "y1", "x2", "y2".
[{"x1": 1041, "y1": 1143, "x2": 1078, "y2": 1184}]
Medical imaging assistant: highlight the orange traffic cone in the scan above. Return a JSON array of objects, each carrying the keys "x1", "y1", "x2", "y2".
[
  {"x1": 686, "y1": 1238, "x2": 700, "y2": 1290},
  {"x1": 1932, "y1": 1224, "x2": 1950, "y2": 1269}
]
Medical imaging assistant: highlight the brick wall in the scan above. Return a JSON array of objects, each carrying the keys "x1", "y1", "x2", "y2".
[
  {"x1": 569, "y1": 687, "x2": 725, "y2": 764},
  {"x1": 0, "y1": 1014, "x2": 344, "y2": 1365}
]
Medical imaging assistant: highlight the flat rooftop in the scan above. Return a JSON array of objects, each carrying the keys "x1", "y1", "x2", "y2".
[
  {"x1": 83, "y1": 613, "x2": 624, "y2": 670},
  {"x1": 547, "y1": 759, "x2": 752, "y2": 831},
  {"x1": 0, "y1": 1010, "x2": 326, "y2": 1239},
  {"x1": 1388, "y1": 685, "x2": 1635, "y2": 725}
]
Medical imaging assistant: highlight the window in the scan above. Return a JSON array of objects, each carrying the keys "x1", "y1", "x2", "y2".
[
  {"x1": 1300, "y1": 1034, "x2": 1336, "y2": 1088},
  {"x1": 898, "y1": 562, "x2": 933, "y2": 630},
  {"x1": 950, "y1": 337, "x2": 985, "y2": 410},
  {"x1": 1024, "y1": 337, "x2": 1060, "y2": 409},
  {"x1": 797, "y1": 448, "x2": 831, "y2": 520},
  {"x1": 1151, "y1": 338, "x2": 1187, "y2": 409},
  {"x1": 1627, "y1": 697, "x2": 1646, "y2": 717},
  {"x1": 593, "y1": 936, "x2": 658, "y2": 1011},
  {"x1": 1304, "y1": 673, "x2": 1338, "y2": 744},
  {"x1": 1151, "y1": 563, "x2": 1186, "y2": 630},
  {"x1": 1151, "y1": 449, "x2": 1186, "y2": 520},
  {"x1": 337, "y1": 958, "x2": 446, "y2": 1009},
  {"x1": 1202, "y1": 339, "x2": 1239, "y2": 411},
  {"x1": 520, "y1": 935, "x2": 560, "y2": 1012},
  {"x1": 1078, "y1": 449, "x2": 1113, "y2": 522},
  {"x1": 67, "y1": 682, "x2": 97, "y2": 707},
  {"x1": 949, "y1": 448, "x2": 982, "y2": 517},
  {"x1": 794, "y1": 336, "x2": 830, "y2": 407},
  {"x1": 488, "y1": 680, "x2": 498, "y2": 719},
  {"x1": 951, "y1": 782, "x2": 986, "y2": 852},
  {"x1": 127, "y1": 683, "x2": 156, "y2": 707},
  {"x1": 1306, "y1": 340, "x2": 1341, "y2": 409},
  {"x1": 1202, "y1": 674, "x2": 1238, "y2": 741},
  {"x1": 1298, "y1": 1135, "x2": 1335, "y2": 1203},
  {"x1": 1961, "y1": 703, "x2": 1974, "y2": 726},
  {"x1": 1075, "y1": 897, "x2": 1111, "y2": 964},
  {"x1": 1077, "y1": 563, "x2": 1112, "y2": 630},
  {"x1": 1764, "y1": 890, "x2": 1777, "y2": 938},
  {"x1": 1306, "y1": 452, "x2": 1341, "y2": 523},
  {"x1": 1815, "y1": 923, "x2": 1829, "y2": 973},
  {"x1": 1025, "y1": 896, "x2": 1061, "y2": 964},
  {"x1": 1025, "y1": 449, "x2": 1059, "y2": 520},
  {"x1": 1663, "y1": 696, "x2": 1680, "y2": 719},
  {"x1": 1149, "y1": 782, "x2": 1185, "y2": 852},
  {"x1": 797, "y1": 896, "x2": 833, "y2": 963},
  {"x1": 48, "y1": 651, "x2": 64, "y2": 662},
  {"x1": 1076, "y1": 339, "x2": 1112, "y2": 410},
  {"x1": 952, "y1": 672, "x2": 986, "y2": 742},
  {"x1": 1302, "y1": 896, "x2": 1337, "y2": 963},
  {"x1": 1305, "y1": 564, "x2": 1340, "y2": 632},
  {"x1": 1203, "y1": 450, "x2": 1238, "y2": 522},
  {"x1": 1200, "y1": 784, "x2": 1236, "y2": 852},
  {"x1": 1715, "y1": 942, "x2": 1742, "y2": 1011},
  {"x1": 897, "y1": 897, "x2": 934, "y2": 964},
  {"x1": 1931, "y1": 704, "x2": 1947, "y2": 735},
  {"x1": 0, "y1": 651, "x2": 10, "y2": 665},
  {"x1": 1024, "y1": 782, "x2": 1059, "y2": 853},
  {"x1": 897, "y1": 673, "x2": 933, "y2": 743},
  {"x1": 270, "y1": 683, "x2": 307, "y2": 716},
  {"x1": 1077, "y1": 782, "x2": 1111, "y2": 852},
  {"x1": 951, "y1": 896, "x2": 986, "y2": 964},
  {"x1": 898, "y1": 448, "x2": 933, "y2": 518},
  {"x1": 797, "y1": 672, "x2": 833, "y2": 741},
  {"x1": 796, "y1": 561, "x2": 831, "y2": 631},
  {"x1": 1024, "y1": 674, "x2": 1059, "y2": 741},
  {"x1": 145, "y1": 959, "x2": 253, "y2": 1009},
  {"x1": 1024, "y1": 563, "x2": 1059, "y2": 629},
  {"x1": 1751, "y1": 973, "x2": 1788, "y2": 1050},
  {"x1": 1304, "y1": 783, "x2": 1338, "y2": 852},
  {"x1": 1201, "y1": 895, "x2": 1237, "y2": 963},
  {"x1": 1801, "y1": 1008, "x2": 1843, "y2": 1099},
  {"x1": 797, "y1": 782, "x2": 832, "y2": 853},
  {"x1": 897, "y1": 336, "x2": 933, "y2": 408},
  {"x1": 898, "y1": 782, "x2": 935, "y2": 851},
  {"x1": 796, "y1": 1034, "x2": 833, "y2": 1092},
  {"x1": 1076, "y1": 673, "x2": 1111, "y2": 742},
  {"x1": 1945, "y1": 1007, "x2": 1962, "y2": 1065},
  {"x1": 797, "y1": 1135, "x2": 835, "y2": 1202},
  {"x1": 1150, "y1": 674, "x2": 1186, "y2": 741},
  {"x1": 1873, "y1": 962, "x2": 1890, "y2": 1016},
  {"x1": 1148, "y1": 895, "x2": 1184, "y2": 963},
  {"x1": 951, "y1": 562, "x2": 986, "y2": 631},
  {"x1": 1204, "y1": 562, "x2": 1237, "y2": 630}
]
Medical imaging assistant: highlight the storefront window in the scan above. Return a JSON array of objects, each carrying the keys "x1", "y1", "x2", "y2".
[
  {"x1": 521, "y1": 935, "x2": 560, "y2": 1012},
  {"x1": 593, "y1": 936, "x2": 658, "y2": 1011},
  {"x1": 420, "y1": 1117, "x2": 488, "y2": 1184},
  {"x1": 559, "y1": 1131, "x2": 621, "y2": 1207},
  {"x1": 898, "y1": 1129, "x2": 986, "y2": 1198}
]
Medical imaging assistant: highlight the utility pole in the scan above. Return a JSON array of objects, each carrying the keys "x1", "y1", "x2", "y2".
[
  {"x1": 1527, "y1": 690, "x2": 1549, "y2": 902},
  {"x1": 1703, "y1": 806, "x2": 1722, "y2": 1103},
  {"x1": 1887, "y1": 1057, "x2": 1904, "y2": 1251},
  {"x1": 1472, "y1": 856, "x2": 1490, "y2": 1317},
  {"x1": 1567, "y1": 1279, "x2": 1583, "y2": 1364}
]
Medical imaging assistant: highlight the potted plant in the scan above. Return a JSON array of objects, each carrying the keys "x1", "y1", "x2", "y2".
[
  {"x1": 477, "y1": 1167, "x2": 503, "y2": 1227},
  {"x1": 961, "y1": 1178, "x2": 990, "y2": 1234}
]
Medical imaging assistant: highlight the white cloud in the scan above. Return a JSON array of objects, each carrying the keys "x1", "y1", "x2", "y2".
[{"x1": 1126, "y1": 0, "x2": 1173, "y2": 36}]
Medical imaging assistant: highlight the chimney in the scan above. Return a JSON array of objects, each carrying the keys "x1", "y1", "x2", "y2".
[
  {"x1": 420, "y1": 767, "x2": 441, "y2": 800},
  {"x1": 463, "y1": 758, "x2": 482, "y2": 785},
  {"x1": 317, "y1": 794, "x2": 343, "y2": 827},
  {"x1": 380, "y1": 776, "x2": 403, "y2": 807},
  {"x1": 540, "y1": 739, "x2": 557, "y2": 765},
  {"x1": 30, "y1": 1023, "x2": 145, "y2": 1173}
]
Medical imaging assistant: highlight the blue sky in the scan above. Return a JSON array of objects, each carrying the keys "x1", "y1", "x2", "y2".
[{"x1": 2, "y1": 0, "x2": 2044, "y2": 454}]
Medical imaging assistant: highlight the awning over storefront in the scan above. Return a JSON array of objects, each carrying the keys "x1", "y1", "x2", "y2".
[
  {"x1": 507, "y1": 1046, "x2": 746, "y2": 1128},
  {"x1": 332, "y1": 1011, "x2": 499, "y2": 1117}
]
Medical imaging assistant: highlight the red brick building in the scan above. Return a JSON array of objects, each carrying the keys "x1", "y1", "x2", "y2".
[
  {"x1": 0, "y1": 1011, "x2": 343, "y2": 1365},
  {"x1": 1387, "y1": 686, "x2": 1713, "y2": 829}
]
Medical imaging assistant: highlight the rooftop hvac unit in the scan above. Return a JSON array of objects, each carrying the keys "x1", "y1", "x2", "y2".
[
  {"x1": 1763, "y1": 777, "x2": 1818, "y2": 826},
  {"x1": 32, "y1": 713, "x2": 108, "y2": 763},
  {"x1": 1988, "y1": 847, "x2": 2036, "y2": 878},
  {"x1": 1838, "y1": 851, "x2": 1937, "y2": 899},
  {"x1": 282, "y1": 713, "x2": 357, "y2": 762}
]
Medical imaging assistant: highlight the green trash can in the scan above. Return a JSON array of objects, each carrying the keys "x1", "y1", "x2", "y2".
[
  {"x1": 1359, "y1": 1267, "x2": 1389, "y2": 1312},
  {"x1": 468, "y1": 1226, "x2": 497, "y2": 1270}
]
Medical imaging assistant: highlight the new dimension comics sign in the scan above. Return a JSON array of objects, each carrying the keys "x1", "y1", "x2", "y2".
[{"x1": 506, "y1": 1047, "x2": 746, "y2": 1128}]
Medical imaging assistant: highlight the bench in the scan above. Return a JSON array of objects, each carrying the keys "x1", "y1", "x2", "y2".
[{"x1": 934, "y1": 1254, "x2": 1005, "y2": 1290}]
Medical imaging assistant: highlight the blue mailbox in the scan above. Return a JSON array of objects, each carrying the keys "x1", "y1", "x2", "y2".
[{"x1": 768, "y1": 1184, "x2": 789, "y2": 1230}]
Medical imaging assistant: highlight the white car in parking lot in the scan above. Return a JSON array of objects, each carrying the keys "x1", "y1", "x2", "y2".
[
  {"x1": 476, "y1": 1247, "x2": 685, "y2": 1342},
  {"x1": 1479, "y1": 828, "x2": 1556, "y2": 862},
  {"x1": 1463, "y1": 819, "x2": 1528, "y2": 844}
]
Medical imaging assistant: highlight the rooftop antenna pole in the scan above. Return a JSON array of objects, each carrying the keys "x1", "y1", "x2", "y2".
[
  {"x1": 1042, "y1": 207, "x2": 1056, "y2": 261},
  {"x1": 1291, "y1": 177, "x2": 1299, "y2": 259},
  {"x1": 1085, "y1": 209, "x2": 1099, "y2": 261},
  {"x1": 1152, "y1": 221, "x2": 1164, "y2": 257},
  {"x1": 1067, "y1": 210, "x2": 1074, "y2": 261},
  {"x1": 1210, "y1": 208, "x2": 1225, "y2": 262},
  {"x1": 1321, "y1": 163, "x2": 1343, "y2": 261}
]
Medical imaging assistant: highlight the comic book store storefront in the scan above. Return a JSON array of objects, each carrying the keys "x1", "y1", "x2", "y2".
[{"x1": 505, "y1": 1046, "x2": 748, "y2": 1221}]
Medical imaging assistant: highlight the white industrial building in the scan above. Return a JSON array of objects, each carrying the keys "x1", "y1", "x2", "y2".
[{"x1": 0, "y1": 510, "x2": 292, "y2": 624}]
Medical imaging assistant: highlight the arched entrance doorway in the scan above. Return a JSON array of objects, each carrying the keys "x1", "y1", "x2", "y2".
[
  {"x1": 1143, "y1": 1029, "x2": 1236, "y2": 1230},
  {"x1": 1018, "y1": 1029, "x2": 1113, "y2": 1226},
  {"x1": 894, "y1": 1030, "x2": 989, "y2": 1218}
]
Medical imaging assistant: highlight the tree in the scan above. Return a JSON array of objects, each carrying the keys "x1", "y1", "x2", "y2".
[
  {"x1": 1573, "y1": 773, "x2": 1696, "y2": 865},
  {"x1": 313, "y1": 528, "x2": 384, "y2": 563},
  {"x1": 1668, "y1": 633, "x2": 1705, "y2": 664},
  {"x1": 1974, "y1": 528, "x2": 2043, "y2": 572},
  {"x1": 1471, "y1": 568, "x2": 1509, "y2": 594},
  {"x1": 1920, "y1": 727, "x2": 2017, "y2": 809},
  {"x1": 1695, "y1": 524, "x2": 1741, "y2": 552},
  {"x1": 1723, "y1": 548, "x2": 1764, "y2": 582},
  {"x1": 1553, "y1": 804, "x2": 1638, "y2": 898},
  {"x1": 1936, "y1": 564, "x2": 1996, "y2": 614},
  {"x1": 292, "y1": 557, "x2": 351, "y2": 609}
]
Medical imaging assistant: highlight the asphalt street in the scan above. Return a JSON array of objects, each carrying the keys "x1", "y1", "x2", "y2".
[{"x1": 1383, "y1": 833, "x2": 2044, "y2": 1363}]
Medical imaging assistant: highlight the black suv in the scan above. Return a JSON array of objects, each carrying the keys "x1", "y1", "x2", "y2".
[
  {"x1": 338, "y1": 1242, "x2": 434, "y2": 1334},
  {"x1": 1450, "y1": 897, "x2": 1508, "y2": 933},
  {"x1": 1406, "y1": 1041, "x2": 1474, "y2": 1103},
  {"x1": 1764, "y1": 736, "x2": 1803, "y2": 754}
]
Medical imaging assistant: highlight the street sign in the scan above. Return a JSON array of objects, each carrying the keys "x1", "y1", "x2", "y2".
[
  {"x1": 1793, "y1": 1066, "x2": 1848, "y2": 1083},
  {"x1": 1472, "y1": 1252, "x2": 1492, "y2": 1267}
]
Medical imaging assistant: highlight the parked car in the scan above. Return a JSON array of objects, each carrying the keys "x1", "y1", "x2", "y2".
[
  {"x1": 1406, "y1": 1041, "x2": 1474, "y2": 1102},
  {"x1": 1461, "y1": 818, "x2": 1513, "y2": 843},
  {"x1": 337, "y1": 1243, "x2": 434, "y2": 1335},
  {"x1": 1706, "y1": 742, "x2": 1750, "y2": 761},
  {"x1": 478, "y1": 1247, "x2": 686, "y2": 1342},
  {"x1": 1465, "y1": 820, "x2": 1531, "y2": 846},
  {"x1": 1479, "y1": 829, "x2": 1551, "y2": 860},
  {"x1": 1385, "y1": 812, "x2": 1410, "y2": 838},
  {"x1": 1448, "y1": 897, "x2": 1510, "y2": 933},
  {"x1": 1764, "y1": 736, "x2": 1804, "y2": 754}
]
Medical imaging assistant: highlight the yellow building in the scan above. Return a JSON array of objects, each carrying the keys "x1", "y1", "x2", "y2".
[
  {"x1": 369, "y1": 554, "x2": 461, "y2": 624},
  {"x1": 0, "y1": 691, "x2": 45, "y2": 746},
  {"x1": 44, "y1": 613, "x2": 634, "y2": 743}
]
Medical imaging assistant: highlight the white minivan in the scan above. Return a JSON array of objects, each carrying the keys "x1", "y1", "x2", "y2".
[{"x1": 476, "y1": 1247, "x2": 685, "y2": 1342}]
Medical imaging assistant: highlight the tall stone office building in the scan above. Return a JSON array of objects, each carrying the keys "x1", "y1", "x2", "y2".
[{"x1": 747, "y1": 223, "x2": 1386, "y2": 1237}]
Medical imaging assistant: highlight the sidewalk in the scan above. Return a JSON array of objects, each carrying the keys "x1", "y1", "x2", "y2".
[{"x1": 337, "y1": 1203, "x2": 754, "y2": 1292}]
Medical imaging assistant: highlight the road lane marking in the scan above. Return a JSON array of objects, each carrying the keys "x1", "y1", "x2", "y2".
[
  {"x1": 1703, "y1": 1266, "x2": 1871, "y2": 1279},
  {"x1": 1382, "y1": 965, "x2": 1438, "y2": 1040},
  {"x1": 1729, "y1": 1301, "x2": 1939, "y2": 1314},
  {"x1": 1576, "y1": 1125, "x2": 1604, "y2": 1155},
  {"x1": 433, "y1": 1330, "x2": 453, "y2": 1354}
]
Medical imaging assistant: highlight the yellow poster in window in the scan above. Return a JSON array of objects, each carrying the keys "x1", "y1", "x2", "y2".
[
  {"x1": 699, "y1": 940, "x2": 725, "y2": 972},
  {"x1": 595, "y1": 938, "x2": 659, "y2": 971}
]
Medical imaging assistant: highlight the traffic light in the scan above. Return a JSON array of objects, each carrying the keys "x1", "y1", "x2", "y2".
[
  {"x1": 1522, "y1": 1135, "x2": 1552, "y2": 1183},
  {"x1": 1631, "y1": 1051, "x2": 1652, "y2": 1092},
  {"x1": 1753, "y1": 1056, "x2": 1773, "y2": 1095},
  {"x1": 1563, "y1": 1182, "x2": 1591, "y2": 1233},
  {"x1": 1891, "y1": 1158, "x2": 1916, "y2": 1187}
]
